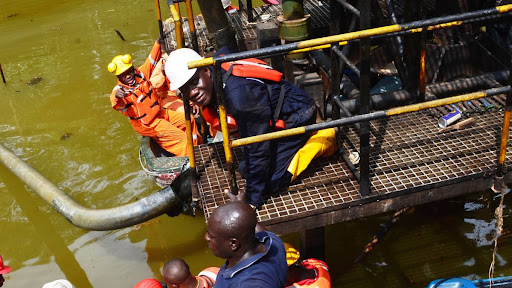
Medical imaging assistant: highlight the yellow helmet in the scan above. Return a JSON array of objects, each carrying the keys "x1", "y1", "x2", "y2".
[
  {"x1": 108, "y1": 54, "x2": 133, "y2": 75},
  {"x1": 284, "y1": 242, "x2": 300, "y2": 266}
]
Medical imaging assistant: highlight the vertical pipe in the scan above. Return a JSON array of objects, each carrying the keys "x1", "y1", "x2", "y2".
[
  {"x1": 247, "y1": 0, "x2": 254, "y2": 23},
  {"x1": 181, "y1": 91, "x2": 200, "y2": 202},
  {"x1": 185, "y1": 0, "x2": 199, "y2": 52},
  {"x1": 155, "y1": 0, "x2": 168, "y2": 53},
  {"x1": 174, "y1": 3, "x2": 184, "y2": 47},
  {"x1": 170, "y1": 4, "x2": 184, "y2": 48},
  {"x1": 496, "y1": 56, "x2": 512, "y2": 178},
  {"x1": 196, "y1": 0, "x2": 237, "y2": 49},
  {"x1": 403, "y1": 0, "x2": 422, "y2": 100},
  {"x1": 0, "y1": 63, "x2": 6, "y2": 84},
  {"x1": 419, "y1": 30, "x2": 427, "y2": 102},
  {"x1": 359, "y1": 0, "x2": 371, "y2": 197},
  {"x1": 300, "y1": 227, "x2": 325, "y2": 260},
  {"x1": 330, "y1": 0, "x2": 342, "y2": 147},
  {"x1": 199, "y1": 107, "x2": 209, "y2": 144},
  {"x1": 214, "y1": 62, "x2": 238, "y2": 194}
]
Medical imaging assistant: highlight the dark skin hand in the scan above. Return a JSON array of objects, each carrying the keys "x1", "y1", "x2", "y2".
[{"x1": 224, "y1": 189, "x2": 265, "y2": 233}]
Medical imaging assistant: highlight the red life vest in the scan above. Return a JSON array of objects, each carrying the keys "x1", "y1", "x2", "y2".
[
  {"x1": 203, "y1": 58, "x2": 286, "y2": 133},
  {"x1": 288, "y1": 259, "x2": 331, "y2": 288},
  {"x1": 196, "y1": 267, "x2": 220, "y2": 288},
  {"x1": 116, "y1": 76, "x2": 160, "y2": 125}
]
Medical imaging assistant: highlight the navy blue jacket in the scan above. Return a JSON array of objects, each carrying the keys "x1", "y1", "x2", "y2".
[
  {"x1": 213, "y1": 47, "x2": 316, "y2": 206},
  {"x1": 214, "y1": 231, "x2": 288, "y2": 288}
]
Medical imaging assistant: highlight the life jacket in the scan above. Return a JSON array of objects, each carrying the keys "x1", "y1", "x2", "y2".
[
  {"x1": 196, "y1": 267, "x2": 220, "y2": 288},
  {"x1": 115, "y1": 74, "x2": 160, "y2": 125},
  {"x1": 203, "y1": 58, "x2": 286, "y2": 133},
  {"x1": 288, "y1": 259, "x2": 331, "y2": 288}
]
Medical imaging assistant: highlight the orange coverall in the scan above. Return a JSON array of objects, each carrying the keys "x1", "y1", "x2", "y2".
[{"x1": 109, "y1": 41, "x2": 201, "y2": 156}]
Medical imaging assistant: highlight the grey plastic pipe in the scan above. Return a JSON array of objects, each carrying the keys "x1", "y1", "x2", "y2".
[{"x1": 0, "y1": 142, "x2": 182, "y2": 231}]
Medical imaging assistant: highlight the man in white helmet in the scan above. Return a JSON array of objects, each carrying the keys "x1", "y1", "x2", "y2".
[{"x1": 165, "y1": 46, "x2": 317, "y2": 208}]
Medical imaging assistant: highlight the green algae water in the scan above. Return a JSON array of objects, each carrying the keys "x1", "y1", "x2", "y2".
[{"x1": 1, "y1": 0, "x2": 512, "y2": 287}]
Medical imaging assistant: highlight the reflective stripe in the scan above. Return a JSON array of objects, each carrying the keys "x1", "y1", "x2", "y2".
[
  {"x1": 148, "y1": 55, "x2": 157, "y2": 66},
  {"x1": 197, "y1": 270, "x2": 216, "y2": 280}
]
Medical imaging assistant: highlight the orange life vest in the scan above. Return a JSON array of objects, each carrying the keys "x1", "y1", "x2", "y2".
[
  {"x1": 115, "y1": 76, "x2": 160, "y2": 125},
  {"x1": 196, "y1": 267, "x2": 220, "y2": 288},
  {"x1": 288, "y1": 259, "x2": 331, "y2": 288},
  {"x1": 204, "y1": 58, "x2": 286, "y2": 133}
]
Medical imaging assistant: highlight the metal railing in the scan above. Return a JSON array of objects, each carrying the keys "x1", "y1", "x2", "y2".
[{"x1": 183, "y1": 3, "x2": 512, "y2": 198}]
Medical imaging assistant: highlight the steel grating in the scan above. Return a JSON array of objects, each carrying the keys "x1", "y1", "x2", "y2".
[{"x1": 196, "y1": 95, "x2": 512, "y2": 226}]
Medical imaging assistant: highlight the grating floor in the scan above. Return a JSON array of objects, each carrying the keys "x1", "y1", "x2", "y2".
[{"x1": 195, "y1": 95, "x2": 512, "y2": 227}]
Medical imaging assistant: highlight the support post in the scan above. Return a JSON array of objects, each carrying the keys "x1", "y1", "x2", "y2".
[
  {"x1": 300, "y1": 227, "x2": 325, "y2": 260},
  {"x1": 359, "y1": 0, "x2": 371, "y2": 197},
  {"x1": 185, "y1": 0, "x2": 199, "y2": 52},
  {"x1": 418, "y1": 30, "x2": 427, "y2": 102},
  {"x1": 496, "y1": 55, "x2": 512, "y2": 179},
  {"x1": 214, "y1": 62, "x2": 238, "y2": 194},
  {"x1": 181, "y1": 91, "x2": 200, "y2": 202}
]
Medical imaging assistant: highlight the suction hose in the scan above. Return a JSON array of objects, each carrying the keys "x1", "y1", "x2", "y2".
[{"x1": 0, "y1": 142, "x2": 190, "y2": 231}]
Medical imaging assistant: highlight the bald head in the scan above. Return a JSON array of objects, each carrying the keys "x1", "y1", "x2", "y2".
[
  {"x1": 209, "y1": 201, "x2": 257, "y2": 240},
  {"x1": 163, "y1": 258, "x2": 192, "y2": 286}
]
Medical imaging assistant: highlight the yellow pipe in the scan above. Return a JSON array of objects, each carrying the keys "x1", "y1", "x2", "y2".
[
  {"x1": 170, "y1": 4, "x2": 184, "y2": 48},
  {"x1": 232, "y1": 127, "x2": 306, "y2": 148},
  {"x1": 231, "y1": 88, "x2": 509, "y2": 148},
  {"x1": 288, "y1": 41, "x2": 349, "y2": 54},
  {"x1": 386, "y1": 90, "x2": 492, "y2": 116},
  {"x1": 218, "y1": 105, "x2": 234, "y2": 163},
  {"x1": 498, "y1": 110, "x2": 511, "y2": 164}
]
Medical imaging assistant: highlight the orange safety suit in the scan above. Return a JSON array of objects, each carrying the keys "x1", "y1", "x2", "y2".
[
  {"x1": 196, "y1": 267, "x2": 220, "y2": 288},
  {"x1": 110, "y1": 41, "x2": 201, "y2": 156},
  {"x1": 149, "y1": 54, "x2": 184, "y2": 112}
]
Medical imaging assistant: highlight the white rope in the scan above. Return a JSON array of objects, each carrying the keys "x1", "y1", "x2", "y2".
[{"x1": 489, "y1": 183, "x2": 506, "y2": 288}]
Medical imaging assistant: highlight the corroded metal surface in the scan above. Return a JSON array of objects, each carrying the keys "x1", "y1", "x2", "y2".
[{"x1": 195, "y1": 98, "x2": 512, "y2": 229}]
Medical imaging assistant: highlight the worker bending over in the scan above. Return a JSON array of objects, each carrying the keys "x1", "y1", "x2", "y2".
[
  {"x1": 108, "y1": 37, "x2": 201, "y2": 157},
  {"x1": 165, "y1": 46, "x2": 335, "y2": 208}
]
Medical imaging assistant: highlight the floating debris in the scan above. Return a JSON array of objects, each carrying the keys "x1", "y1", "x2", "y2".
[
  {"x1": 6, "y1": 14, "x2": 18, "y2": 18},
  {"x1": 115, "y1": 29, "x2": 126, "y2": 41},
  {"x1": 26, "y1": 76, "x2": 43, "y2": 85},
  {"x1": 60, "y1": 132, "x2": 72, "y2": 141}
]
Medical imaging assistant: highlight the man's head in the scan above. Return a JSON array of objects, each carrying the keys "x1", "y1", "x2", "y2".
[
  {"x1": 108, "y1": 54, "x2": 136, "y2": 86},
  {"x1": 165, "y1": 48, "x2": 214, "y2": 107},
  {"x1": 204, "y1": 201, "x2": 258, "y2": 260},
  {"x1": 162, "y1": 258, "x2": 194, "y2": 288}
]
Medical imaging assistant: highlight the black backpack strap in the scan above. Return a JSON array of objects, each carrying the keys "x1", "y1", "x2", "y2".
[
  {"x1": 270, "y1": 83, "x2": 285, "y2": 126},
  {"x1": 222, "y1": 64, "x2": 235, "y2": 86}
]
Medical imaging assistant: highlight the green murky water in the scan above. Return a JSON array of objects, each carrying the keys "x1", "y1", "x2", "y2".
[{"x1": 1, "y1": 0, "x2": 512, "y2": 287}]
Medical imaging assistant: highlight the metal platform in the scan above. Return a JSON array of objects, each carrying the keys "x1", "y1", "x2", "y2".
[
  {"x1": 163, "y1": 0, "x2": 331, "y2": 52},
  {"x1": 194, "y1": 96, "x2": 512, "y2": 235}
]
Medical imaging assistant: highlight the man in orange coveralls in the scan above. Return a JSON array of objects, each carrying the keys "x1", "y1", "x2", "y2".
[{"x1": 108, "y1": 36, "x2": 201, "y2": 156}]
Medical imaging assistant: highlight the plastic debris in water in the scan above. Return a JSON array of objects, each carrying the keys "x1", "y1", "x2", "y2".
[{"x1": 26, "y1": 77, "x2": 43, "y2": 85}]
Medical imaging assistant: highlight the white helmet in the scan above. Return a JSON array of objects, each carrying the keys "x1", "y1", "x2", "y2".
[
  {"x1": 221, "y1": 0, "x2": 232, "y2": 9},
  {"x1": 165, "y1": 48, "x2": 204, "y2": 91}
]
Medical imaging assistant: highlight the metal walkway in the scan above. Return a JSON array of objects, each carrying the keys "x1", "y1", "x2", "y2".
[{"x1": 195, "y1": 97, "x2": 511, "y2": 235}]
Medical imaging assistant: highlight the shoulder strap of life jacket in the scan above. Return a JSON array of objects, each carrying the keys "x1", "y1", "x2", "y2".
[
  {"x1": 220, "y1": 58, "x2": 286, "y2": 131},
  {"x1": 220, "y1": 58, "x2": 283, "y2": 83}
]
